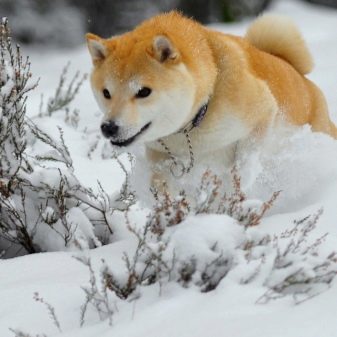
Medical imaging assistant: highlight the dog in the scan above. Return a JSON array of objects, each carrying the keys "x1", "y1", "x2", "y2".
[{"x1": 86, "y1": 12, "x2": 337, "y2": 185}]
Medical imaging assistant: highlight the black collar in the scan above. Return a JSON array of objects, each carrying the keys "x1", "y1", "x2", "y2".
[{"x1": 182, "y1": 102, "x2": 209, "y2": 133}]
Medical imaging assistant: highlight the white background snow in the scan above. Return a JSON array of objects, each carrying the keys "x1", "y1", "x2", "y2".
[{"x1": 1, "y1": 1, "x2": 337, "y2": 336}]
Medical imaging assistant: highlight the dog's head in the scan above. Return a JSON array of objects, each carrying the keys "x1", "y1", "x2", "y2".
[
  {"x1": 86, "y1": 28, "x2": 199, "y2": 147},
  {"x1": 86, "y1": 12, "x2": 217, "y2": 147}
]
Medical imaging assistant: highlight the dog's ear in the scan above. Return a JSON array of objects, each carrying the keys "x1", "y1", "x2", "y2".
[
  {"x1": 86, "y1": 33, "x2": 108, "y2": 64},
  {"x1": 150, "y1": 35, "x2": 180, "y2": 63}
]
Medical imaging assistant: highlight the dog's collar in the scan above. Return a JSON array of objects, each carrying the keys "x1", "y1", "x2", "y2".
[
  {"x1": 181, "y1": 102, "x2": 209, "y2": 133},
  {"x1": 157, "y1": 101, "x2": 209, "y2": 178}
]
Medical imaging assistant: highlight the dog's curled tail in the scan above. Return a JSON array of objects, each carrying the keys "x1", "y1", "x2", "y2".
[{"x1": 246, "y1": 15, "x2": 314, "y2": 75}]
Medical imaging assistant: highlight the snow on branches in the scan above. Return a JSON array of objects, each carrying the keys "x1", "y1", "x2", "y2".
[
  {"x1": 0, "y1": 17, "x2": 36, "y2": 187},
  {"x1": 0, "y1": 19, "x2": 134, "y2": 256},
  {"x1": 77, "y1": 171, "x2": 337, "y2": 327}
]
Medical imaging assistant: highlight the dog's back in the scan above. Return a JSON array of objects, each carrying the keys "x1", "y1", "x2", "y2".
[{"x1": 243, "y1": 15, "x2": 337, "y2": 138}]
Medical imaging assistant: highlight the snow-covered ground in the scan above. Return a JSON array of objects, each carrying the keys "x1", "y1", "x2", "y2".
[{"x1": 1, "y1": 1, "x2": 337, "y2": 336}]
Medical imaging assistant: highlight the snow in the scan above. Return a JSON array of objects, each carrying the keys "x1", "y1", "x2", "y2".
[{"x1": 1, "y1": 1, "x2": 337, "y2": 337}]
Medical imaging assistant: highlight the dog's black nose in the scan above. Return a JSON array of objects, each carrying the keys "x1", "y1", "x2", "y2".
[{"x1": 101, "y1": 121, "x2": 119, "y2": 138}]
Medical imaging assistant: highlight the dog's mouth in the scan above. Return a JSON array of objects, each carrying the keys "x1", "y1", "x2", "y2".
[{"x1": 110, "y1": 122, "x2": 151, "y2": 147}]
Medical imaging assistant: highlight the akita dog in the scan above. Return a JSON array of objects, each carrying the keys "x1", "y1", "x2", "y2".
[{"x1": 86, "y1": 12, "x2": 337, "y2": 182}]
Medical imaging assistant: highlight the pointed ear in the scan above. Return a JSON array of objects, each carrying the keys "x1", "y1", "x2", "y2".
[
  {"x1": 86, "y1": 33, "x2": 107, "y2": 64},
  {"x1": 151, "y1": 35, "x2": 179, "y2": 63}
]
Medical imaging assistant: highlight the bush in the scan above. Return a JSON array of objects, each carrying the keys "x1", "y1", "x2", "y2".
[
  {"x1": 78, "y1": 172, "x2": 337, "y2": 327},
  {"x1": 0, "y1": 19, "x2": 134, "y2": 257}
]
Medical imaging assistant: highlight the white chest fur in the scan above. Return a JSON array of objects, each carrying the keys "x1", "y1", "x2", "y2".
[{"x1": 146, "y1": 113, "x2": 250, "y2": 166}]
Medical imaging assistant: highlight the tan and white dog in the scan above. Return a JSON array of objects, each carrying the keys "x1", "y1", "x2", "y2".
[{"x1": 86, "y1": 12, "x2": 337, "y2": 183}]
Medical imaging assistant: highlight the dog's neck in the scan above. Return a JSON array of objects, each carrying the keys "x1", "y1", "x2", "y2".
[{"x1": 145, "y1": 101, "x2": 213, "y2": 158}]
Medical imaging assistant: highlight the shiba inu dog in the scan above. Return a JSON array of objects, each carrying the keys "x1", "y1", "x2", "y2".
[{"x1": 86, "y1": 12, "x2": 337, "y2": 182}]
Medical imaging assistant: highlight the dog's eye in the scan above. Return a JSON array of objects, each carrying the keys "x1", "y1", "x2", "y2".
[
  {"x1": 103, "y1": 88, "x2": 111, "y2": 99},
  {"x1": 135, "y1": 87, "x2": 152, "y2": 98}
]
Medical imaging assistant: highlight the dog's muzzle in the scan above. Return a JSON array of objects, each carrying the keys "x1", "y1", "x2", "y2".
[{"x1": 106, "y1": 122, "x2": 152, "y2": 147}]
